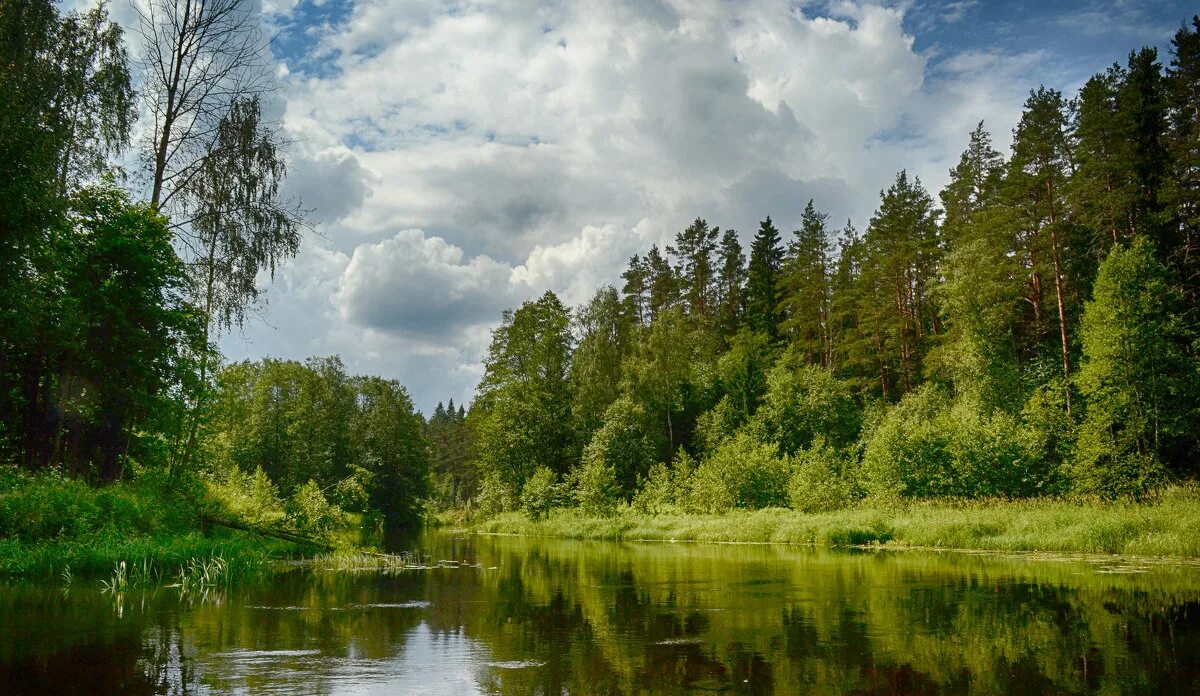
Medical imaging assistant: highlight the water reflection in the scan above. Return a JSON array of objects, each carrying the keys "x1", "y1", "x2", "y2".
[{"x1": 2, "y1": 535, "x2": 1199, "y2": 694}]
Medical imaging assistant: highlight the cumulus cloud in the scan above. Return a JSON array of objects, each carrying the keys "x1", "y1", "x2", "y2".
[{"x1": 333, "y1": 230, "x2": 519, "y2": 339}]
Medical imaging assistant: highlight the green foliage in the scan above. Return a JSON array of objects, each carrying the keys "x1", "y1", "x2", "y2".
[
  {"x1": 205, "y1": 358, "x2": 429, "y2": 529},
  {"x1": 205, "y1": 466, "x2": 285, "y2": 528},
  {"x1": 861, "y1": 386, "x2": 955, "y2": 499},
  {"x1": 1073, "y1": 237, "x2": 1195, "y2": 497},
  {"x1": 693, "y1": 396, "x2": 740, "y2": 456},
  {"x1": 582, "y1": 397, "x2": 655, "y2": 499},
  {"x1": 715, "y1": 329, "x2": 773, "y2": 421},
  {"x1": 572, "y1": 447, "x2": 621, "y2": 517},
  {"x1": 787, "y1": 439, "x2": 860, "y2": 513},
  {"x1": 632, "y1": 461, "x2": 684, "y2": 515},
  {"x1": 758, "y1": 362, "x2": 860, "y2": 455},
  {"x1": 520, "y1": 466, "x2": 564, "y2": 520},
  {"x1": 287, "y1": 480, "x2": 346, "y2": 536},
  {"x1": 689, "y1": 432, "x2": 790, "y2": 512},
  {"x1": 474, "y1": 291, "x2": 574, "y2": 505},
  {"x1": 862, "y1": 387, "x2": 1056, "y2": 500}
]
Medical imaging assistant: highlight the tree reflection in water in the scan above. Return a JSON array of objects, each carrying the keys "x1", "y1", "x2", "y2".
[{"x1": 2, "y1": 535, "x2": 1199, "y2": 694}]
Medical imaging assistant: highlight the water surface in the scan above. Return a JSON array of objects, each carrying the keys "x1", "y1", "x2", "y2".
[{"x1": 2, "y1": 533, "x2": 1199, "y2": 694}]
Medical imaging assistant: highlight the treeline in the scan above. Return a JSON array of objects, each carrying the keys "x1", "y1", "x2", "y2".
[
  {"x1": 0, "y1": 2, "x2": 428, "y2": 530},
  {"x1": 442, "y1": 19, "x2": 1200, "y2": 516}
]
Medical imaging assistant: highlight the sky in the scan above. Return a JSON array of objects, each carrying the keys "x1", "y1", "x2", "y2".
[{"x1": 83, "y1": 0, "x2": 1197, "y2": 414}]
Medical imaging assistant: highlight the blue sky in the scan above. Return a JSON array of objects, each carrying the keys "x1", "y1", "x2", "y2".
[{"x1": 180, "y1": 0, "x2": 1200, "y2": 413}]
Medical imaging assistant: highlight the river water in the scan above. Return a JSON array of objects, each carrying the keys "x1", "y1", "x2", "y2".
[{"x1": 2, "y1": 532, "x2": 1199, "y2": 694}]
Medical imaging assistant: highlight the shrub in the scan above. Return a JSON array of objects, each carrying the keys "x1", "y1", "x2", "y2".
[
  {"x1": 861, "y1": 386, "x2": 955, "y2": 499},
  {"x1": 572, "y1": 447, "x2": 621, "y2": 516},
  {"x1": 287, "y1": 479, "x2": 346, "y2": 535},
  {"x1": 689, "y1": 431, "x2": 790, "y2": 512},
  {"x1": 759, "y1": 364, "x2": 859, "y2": 455},
  {"x1": 520, "y1": 466, "x2": 563, "y2": 519},
  {"x1": 863, "y1": 387, "x2": 1056, "y2": 500},
  {"x1": 788, "y1": 439, "x2": 859, "y2": 512},
  {"x1": 584, "y1": 397, "x2": 656, "y2": 499},
  {"x1": 207, "y1": 466, "x2": 286, "y2": 527}
]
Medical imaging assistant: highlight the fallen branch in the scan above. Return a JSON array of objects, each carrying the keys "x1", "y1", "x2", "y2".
[{"x1": 201, "y1": 514, "x2": 335, "y2": 551}]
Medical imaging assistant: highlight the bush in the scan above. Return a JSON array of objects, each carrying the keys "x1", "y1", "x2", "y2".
[
  {"x1": 206, "y1": 466, "x2": 286, "y2": 527},
  {"x1": 0, "y1": 466, "x2": 194, "y2": 542},
  {"x1": 584, "y1": 397, "x2": 655, "y2": 499},
  {"x1": 861, "y1": 386, "x2": 956, "y2": 499},
  {"x1": 788, "y1": 439, "x2": 859, "y2": 512},
  {"x1": 862, "y1": 387, "x2": 1056, "y2": 500},
  {"x1": 287, "y1": 480, "x2": 346, "y2": 535},
  {"x1": 689, "y1": 431, "x2": 790, "y2": 512},
  {"x1": 945, "y1": 401, "x2": 1050, "y2": 497},
  {"x1": 759, "y1": 364, "x2": 859, "y2": 455},
  {"x1": 520, "y1": 466, "x2": 563, "y2": 519},
  {"x1": 572, "y1": 447, "x2": 622, "y2": 516}
]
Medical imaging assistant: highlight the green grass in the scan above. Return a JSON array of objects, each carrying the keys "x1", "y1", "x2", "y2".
[{"x1": 477, "y1": 485, "x2": 1200, "y2": 557}]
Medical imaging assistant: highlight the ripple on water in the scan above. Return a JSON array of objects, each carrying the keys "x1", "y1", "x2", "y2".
[{"x1": 487, "y1": 660, "x2": 545, "y2": 669}]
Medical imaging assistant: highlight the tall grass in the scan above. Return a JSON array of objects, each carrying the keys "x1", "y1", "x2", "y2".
[{"x1": 478, "y1": 485, "x2": 1200, "y2": 557}]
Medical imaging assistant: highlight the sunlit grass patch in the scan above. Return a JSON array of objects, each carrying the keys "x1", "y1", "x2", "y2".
[{"x1": 478, "y1": 485, "x2": 1200, "y2": 558}]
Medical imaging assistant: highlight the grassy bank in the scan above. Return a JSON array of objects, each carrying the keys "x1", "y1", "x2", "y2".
[
  {"x1": 477, "y1": 485, "x2": 1200, "y2": 557},
  {"x1": 0, "y1": 466, "x2": 299, "y2": 578}
]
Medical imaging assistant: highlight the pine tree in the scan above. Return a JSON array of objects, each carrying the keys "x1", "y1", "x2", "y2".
[
  {"x1": 745, "y1": 217, "x2": 784, "y2": 341},
  {"x1": 669, "y1": 217, "x2": 719, "y2": 319},
  {"x1": 620, "y1": 254, "x2": 649, "y2": 325},
  {"x1": 1165, "y1": 17, "x2": 1200, "y2": 311},
  {"x1": 645, "y1": 245, "x2": 678, "y2": 320},
  {"x1": 715, "y1": 228, "x2": 747, "y2": 337},
  {"x1": 941, "y1": 122, "x2": 1005, "y2": 244},
  {"x1": 1120, "y1": 48, "x2": 1171, "y2": 246},
  {"x1": 1007, "y1": 87, "x2": 1077, "y2": 412},
  {"x1": 856, "y1": 172, "x2": 941, "y2": 396},
  {"x1": 777, "y1": 200, "x2": 832, "y2": 366}
]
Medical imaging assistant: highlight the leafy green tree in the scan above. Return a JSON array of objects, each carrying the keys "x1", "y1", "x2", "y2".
[
  {"x1": 621, "y1": 307, "x2": 718, "y2": 463},
  {"x1": 745, "y1": 216, "x2": 785, "y2": 340},
  {"x1": 1074, "y1": 237, "x2": 1197, "y2": 496},
  {"x1": 474, "y1": 292, "x2": 574, "y2": 506},
  {"x1": 578, "y1": 397, "x2": 655, "y2": 502},
  {"x1": 569, "y1": 286, "x2": 631, "y2": 452},
  {"x1": 352, "y1": 375, "x2": 428, "y2": 529},
  {"x1": 45, "y1": 186, "x2": 201, "y2": 479}
]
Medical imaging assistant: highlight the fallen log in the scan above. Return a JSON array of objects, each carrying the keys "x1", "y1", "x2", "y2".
[{"x1": 201, "y1": 514, "x2": 336, "y2": 551}]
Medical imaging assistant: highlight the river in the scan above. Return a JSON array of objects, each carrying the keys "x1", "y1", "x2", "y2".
[{"x1": 2, "y1": 532, "x2": 1199, "y2": 694}]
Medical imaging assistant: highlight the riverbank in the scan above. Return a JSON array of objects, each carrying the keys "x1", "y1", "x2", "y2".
[
  {"x1": 0, "y1": 468, "x2": 300, "y2": 578},
  {"x1": 476, "y1": 485, "x2": 1200, "y2": 557}
]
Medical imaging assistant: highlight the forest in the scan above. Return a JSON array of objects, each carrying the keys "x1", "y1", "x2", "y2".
[
  {"x1": 430, "y1": 18, "x2": 1200, "y2": 522},
  {"x1": 2, "y1": 0, "x2": 1200, "y2": 574}
]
